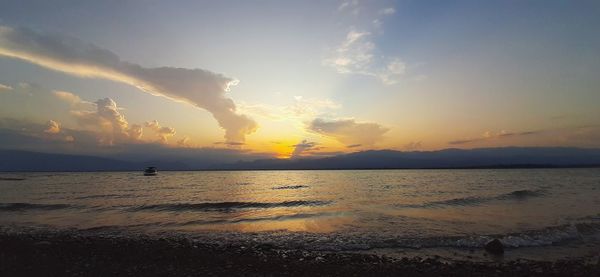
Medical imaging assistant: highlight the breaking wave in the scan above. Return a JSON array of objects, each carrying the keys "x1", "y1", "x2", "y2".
[{"x1": 187, "y1": 221, "x2": 600, "y2": 252}]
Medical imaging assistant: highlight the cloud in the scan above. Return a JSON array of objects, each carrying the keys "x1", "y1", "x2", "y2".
[
  {"x1": 53, "y1": 90, "x2": 82, "y2": 104},
  {"x1": 288, "y1": 96, "x2": 341, "y2": 117},
  {"x1": 72, "y1": 97, "x2": 146, "y2": 145},
  {"x1": 95, "y1": 98, "x2": 129, "y2": 137},
  {"x1": 177, "y1": 136, "x2": 190, "y2": 147},
  {"x1": 0, "y1": 25, "x2": 257, "y2": 143},
  {"x1": 52, "y1": 90, "x2": 95, "y2": 109},
  {"x1": 0, "y1": 83, "x2": 13, "y2": 92},
  {"x1": 0, "y1": 117, "x2": 102, "y2": 152},
  {"x1": 53, "y1": 90, "x2": 176, "y2": 145},
  {"x1": 308, "y1": 118, "x2": 388, "y2": 146},
  {"x1": 213, "y1": 141, "x2": 245, "y2": 147},
  {"x1": 324, "y1": 30, "x2": 374, "y2": 75},
  {"x1": 144, "y1": 120, "x2": 176, "y2": 143},
  {"x1": 291, "y1": 140, "x2": 319, "y2": 158},
  {"x1": 0, "y1": 118, "x2": 275, "y2": 167},
  {"x1": 403, "y1": 141, "x2": 422, "y2": 150},
  {"x1": 238, "y1": 96, "x2": 341, "y2": 121},
  {"x1": 379, "y1": 58, "x2": 407, "y2": 85},
  {"x1": 338, "y1": 0, "x2": 360, "y2": 15},
  {"x1": 43, "y1": 120, "x2": 60, "y2": 134},
  {"x1": 379, "y1": 7, "x2": 395, "y2": 15},
  {"x1": 448, "y1": 130, "x2": 544, "y2": 145},
  {"x1": 324, "y1": 29, "x2": 408, "y2": 85},
  {"x1": 237, "y1": 103, "x2": 285, "y2": 121},
  {"x1": 562, "y1": 125, "x2": 600, "y2": 144},
  {"x1": 325, "y1": 2, "x2": 415, "y2": 85},
  {"x1": 128, "y1": 124, "x2": 143, "y2": 140}
]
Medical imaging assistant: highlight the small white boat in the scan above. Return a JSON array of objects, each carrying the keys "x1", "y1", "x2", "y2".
[{"x1": 143, "y1": 167, "x2": 157, "y2": 176}]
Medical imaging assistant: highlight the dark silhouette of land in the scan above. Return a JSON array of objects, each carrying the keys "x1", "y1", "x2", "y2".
[{"x1": 1, "y1": 147, "x2": 600, "y2": 172}]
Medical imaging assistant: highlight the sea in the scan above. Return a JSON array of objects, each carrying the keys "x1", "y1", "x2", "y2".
[{"x1": 1, "y1": 169, "x2": 599, "y2": 261}]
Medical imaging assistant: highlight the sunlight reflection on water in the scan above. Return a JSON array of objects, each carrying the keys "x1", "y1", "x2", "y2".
[{"x1": 1, "y1": 169, "x2": 599, "y2": 251}]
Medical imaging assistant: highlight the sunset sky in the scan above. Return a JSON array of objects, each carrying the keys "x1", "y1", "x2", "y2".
[{"x1": 1, "y1": 0, "x2": 599, "y2": 159}]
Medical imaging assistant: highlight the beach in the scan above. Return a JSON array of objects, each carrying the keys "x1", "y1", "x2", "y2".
[{"x1": 2, "y1": 230, "x2": 599, "y2": 276}]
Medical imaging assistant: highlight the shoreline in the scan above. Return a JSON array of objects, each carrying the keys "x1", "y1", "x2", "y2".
[
  {"x1": 1, "y1": 231, "x2": 598, "y2": 276},
  {"x1": 2, "y1": 166, "x2": 600, "y2": 174}
]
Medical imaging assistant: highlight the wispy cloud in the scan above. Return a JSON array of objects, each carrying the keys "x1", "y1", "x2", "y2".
[
  {"x1": 0, "y1": 25, "x2": 256, "y2": 143},
  {"x1": 239, "y1": 96, "x2": 341, "y2": 121},
  {"x1": 338, "y1": 0, "x2": 360, "y2": 15},
  {"x1": 324, "y1": 3, "x2": 410, "y2": 85},
  {"x1": 448, "y1": 130, "x2": 544, "y2": 145},
  {"x1": 379, "y1": 7, "x2": 395, "y2": 15},
  {"x1": 323, "y1": 30, "x2": 375, "y2": 75},
  {"x1": 53, "y1": 90, "x2": 94, "y2": 109},
  {"x1": 0, "y1": 83, "x2": 13, "y2": 92},
  {"x1": 214, "y1": 141, "x2": 245, "y2": 146}
]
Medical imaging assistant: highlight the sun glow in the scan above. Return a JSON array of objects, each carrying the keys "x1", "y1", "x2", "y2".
[{"x1": 272, "y1": 140, "x2": 296, "y2": 159}]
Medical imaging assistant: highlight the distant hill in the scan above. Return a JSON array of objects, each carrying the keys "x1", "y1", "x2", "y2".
[
  {"x1": 0, "y1": 150, "x2": 189, "y2": 171},
  {"x1": 1, "y1": 147, "x2": 600, "y2": 171},
  {"x1": 214, "y1": 147, "x2": 600, "y2": 170}
]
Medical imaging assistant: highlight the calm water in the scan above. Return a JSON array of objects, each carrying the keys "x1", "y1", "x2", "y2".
[{"x1": 1, "y1": 169, "x2": 599, "y2": 259}]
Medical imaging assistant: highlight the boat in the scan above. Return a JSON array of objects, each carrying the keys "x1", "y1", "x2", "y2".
[{"x1": 143, "y1": 167, "x2": 157, "y2": 176}]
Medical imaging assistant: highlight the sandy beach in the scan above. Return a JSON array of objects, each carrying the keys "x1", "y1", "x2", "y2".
[{"x1": 1, "y1": 231, "x2": 598, "y2": 277}]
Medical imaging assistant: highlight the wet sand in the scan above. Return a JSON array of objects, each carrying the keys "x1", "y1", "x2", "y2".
[{"x1": 1, "y1": 231, "x2": 598, "y2": 276}]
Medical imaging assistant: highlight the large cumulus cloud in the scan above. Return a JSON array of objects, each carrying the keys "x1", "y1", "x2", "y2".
[
  {"x1": 0, "y1": 25, "x2": 257, "y2": 143},
  {"x1": 72, "y1": 97, "x2": 144, "y2": 145},
  {"x1": 0, "y1": 118, "x2": 274, "y2": 167}
]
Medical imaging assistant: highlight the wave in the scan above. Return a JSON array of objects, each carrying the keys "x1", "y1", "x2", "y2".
[
  {"x1": 75, "y1": 194, "x2": 135, "y2": 200},
  {"x1": 330, "y1": 222, "x2": 598, "y2": 251},
  {"x1": 397, "y1": 189, "x2": 544, "y2": 209},
  {"x1": 130, "y1": 200, "x2": 331, "y2": 212},
  {"x1": 272, "y1": 185, "x2": 309, "y2": 190},
  {"x1": 0, "y1": 202, "x2": 74, "y2": 211},
  {"x1": 407, "y1": 222, "x2": 599, "y2": 249},
  {"x1": 0, "y1": 177, "x2": 25, "y2": 181},
  {"x1": 177, "y1": 212, "x2": 338, "y2": 226},
  {"x1": 186, "y1": 221, "x2": 600, "y2": 252}
]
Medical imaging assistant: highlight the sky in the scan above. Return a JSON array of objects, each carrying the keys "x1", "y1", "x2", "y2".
[{"x1": 1, "y1": 0, "x2": 599, "y2": 160}]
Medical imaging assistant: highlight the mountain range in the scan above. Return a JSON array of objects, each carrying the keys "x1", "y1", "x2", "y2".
[{"x1": 2, "y1": 147, "x2": 600, "y2": 171}]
